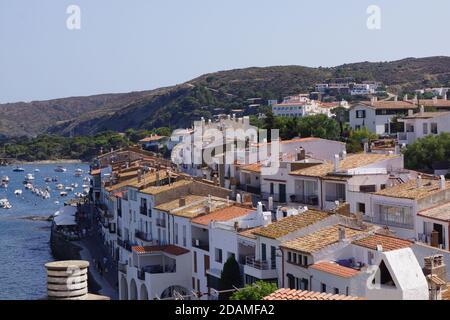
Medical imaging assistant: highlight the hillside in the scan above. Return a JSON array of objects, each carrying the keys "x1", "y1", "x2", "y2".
[{"x1": 1, "y1": 56, "x2": 450, "y2": 138}]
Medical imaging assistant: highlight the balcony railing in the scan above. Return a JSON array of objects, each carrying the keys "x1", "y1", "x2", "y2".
[
  {"x1": 245, "y1": 256, "x2": 276, "y2": 270},
  {"x1": 238, "y1": 184, "x2": 261, "y2": 195},
  {"x1": 156, "y1": 218, "x2": 166, "y2": 228},
  {"x1": 118, "y1": 262, "x2": 127, "y2": 274},
  {"x1": 288, "y1": 194, "x2": 319, "y2": 206},
  {"x1": 135, "y1": 231, "x2": 152, "y2": 242},
  {"x1": 192, "y1": 239, "x2": 209, "y2": 252},
  {"x1": 138, "y1": 264, "x2": 176, "y2": 280},
  {"x1": 117, "y1": 239, "x2": 132, "y2": 252},
  {"x1": 140, "y1": 206, "x2": 148, "y2": 216}
]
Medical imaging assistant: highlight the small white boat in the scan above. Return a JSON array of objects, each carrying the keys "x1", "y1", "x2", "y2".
[
  {"x1": 14, "y1": 189, "x2": 22, "y2": 196},
  {"x1": 71, "y1": 183, "x2": 78, "y2": 188},
  {"x1": 1, "y1": 176, "x2": 9, "y2": 183},
  {"x1": 56, "y1": 184, "x2": 64, "y2": 190},
  {"x1": 44, "y1": 177, "x2": 52, "y2": 183},
  {"x1": 34, "y1": 169, "x2": 40, "y2": 172},
  {"x1": 13, "y1": 167, "x2": 25, "y2": 172},
  {"x1": 65, "y1": 187, "x2": 74, "y2": 192},
  {"x1": 74, "y1": 169, "x2": 83, "y2": 177},
  {"x1": 24, "y1": 183, "x2": 33, "y2": 190},
  {"x1": 0, "y1": 199, "x2": 12, "y2": 209},
  {"x1": 0, "y1": 182, "x2": 7, "y2": 188},
  {"x1": 54, "y1": 166, "x2": 67, "y2": 173},
  {"x1": 60, "y1": 192, "x2": 68, "y2": 197},
  {"x1": 25, "y1": 173, "x2": 35, "y2": 181}
]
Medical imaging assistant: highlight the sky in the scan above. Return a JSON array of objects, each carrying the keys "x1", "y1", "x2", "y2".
[{"x1": 1, "y1": 0, "x2": 449, "y2": 103}]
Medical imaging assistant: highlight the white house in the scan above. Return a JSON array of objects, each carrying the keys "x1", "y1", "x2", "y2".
[
  {"x1": 398, "y1": 109, "x2": 450, "y2": 145},
  {"x1": 349, "y1": 99, "x2": 417, "y2": 135}
]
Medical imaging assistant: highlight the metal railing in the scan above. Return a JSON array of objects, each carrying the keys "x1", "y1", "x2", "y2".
[
  {"x1": 192, "y1": 239, "x2": 209, "y2": 251},
  {"x1": 117, "y1": 239, "x2": 132, "y2": 252},
  {"x1": 156, "y1": 218, "x2": 166, "y2": 228},
  {"x1": 245, "y1": 256, "x2": 276, "y2": 270},
  {"x1": 288, "y1": 194, "x2": 319, "y2": 206},
  {"x1": 138, "y1": 264, "x2": 176, "y2": 280},
  {"x1": 135, "y1": 230, "x2": 152, "y2": 242}
]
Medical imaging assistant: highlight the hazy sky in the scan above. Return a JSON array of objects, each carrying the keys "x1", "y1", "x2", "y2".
[{"x1": 1, "y1": 0, "x2": 449, "y2": 103}]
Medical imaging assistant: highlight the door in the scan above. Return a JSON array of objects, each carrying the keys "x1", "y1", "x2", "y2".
[
  {"x1": 204, "y1": 255, "x2": 210, "y2": 276},
  {"x1": 433, "y1": 223, "x2": 444, "y2": 247},
  {"x1": 279, "y1": 184, "x2": 287, "y2": 203}
]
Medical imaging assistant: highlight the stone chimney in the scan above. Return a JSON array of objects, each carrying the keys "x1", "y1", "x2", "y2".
[
  {"x1": 45, "y1": 260, "x2": 109, "y2": 300},
  {"x1": 236, "y1": 193, "x2": 241, "y2": 204},
  {"x1": 179, "y1": 197, "x2": 186, "y2": 207},
  {"x1": 408, "y1": 109, "x2": 414, "y2": 116},
  {"x1": 424, "y1": 255, "x2": 447, "y2": 300},
  {"x1": 341, "y1": 150, "x2": 347, "y2": 160},
  {"x1": 296, "y1": 147, "x2": 306, "y2": 161}
]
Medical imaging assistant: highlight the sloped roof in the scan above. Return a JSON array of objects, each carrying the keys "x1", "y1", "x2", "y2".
[
  {"x1": 263, "y1": 288, "x2": 363, "y2": 300},
  {"x1": 191, "y1": 205, "x2": 254, "y2": 226},
  {"x1": 310, "y1": 261, "x2": 360, "y2": 278},
  {"x1": 352, "y1": 234, "x2": 412, "y2": 252}
]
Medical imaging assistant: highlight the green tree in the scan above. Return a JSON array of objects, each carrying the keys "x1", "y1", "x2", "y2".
[
  {"x1": 219, "y1": 256, "x2": 242, "y2": 300},
  {"x1": 404, "y1": 133, "x2": 450, "y2": 170},
  {"x1": 297, "y1": 114, "x2": 340, "y2": 140},
  {"x1": 230, "y1": 281, "x2": 278, "y2": 300},
  {"x1": 346, "y1": 128, "x2": 378, "y2": 153}
]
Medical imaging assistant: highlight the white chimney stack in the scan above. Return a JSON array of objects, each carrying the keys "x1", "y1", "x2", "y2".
[
  {"x1": 268, "y1": 196, "x2": 273, "y2": 211},
  {"x1": 364, "y1": 142, "x2": 369, "y2": 154},
  {"x1": 338, "y1": 227, "x2": 346, "y2": 242},
  {"x1": 408, "y1": 109, "x2": 414, "y2": 116},
  {"x1": 417, "y1": 175, "x2": 422, "y2": 188},
  {"x1": 341, "y1": 150, "x2": 347, "y2": 160},
  {"x1": 257, "y1": 202, "x2": 263, "y2": 214},
  {"x1": 420, "y1": 105, "x2": 425, "y2": 114},
  {"x1": 236, "y1": 193, "x2": 241, "y2": 204},
  {"x1": 440, "y1": 175, "x2": 446, "y2": 190},
  {"x1": 334, "y1": 154, "x2": 340, "y2": 172}
]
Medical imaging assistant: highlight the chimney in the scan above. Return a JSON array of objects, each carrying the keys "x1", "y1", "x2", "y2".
[
  {"x1": 444, "y1": 93, "x2": 448, "y2": 101},
  {"x1": 296, "y1": 147, "x2": 306, "y2": 161},
  {"x1": 45, "y1": 260, "x2": 109, "y2": 300},
  {"x1": 440, "y1": 175, "x2": 446, "y2": 190},
  {"x1": 404, "y1": 94, "x2": 408, "y2": 101},
  {"x1": 338, "y1": 227, "x2": 346, "y2": 241},
  {"x1": 408, "y1": 109, "x2": 414, "y2": 116},
  {"x1": 424, "y1": 255, "x2": 447, "y2": 283},
  {"x1": 179, "y1": 197, "x2": 186, "y2": 207},
  {"x1": 236, "y1": 193, "x2": 242, "y2": 204},
  {"x1": 268, "y1": 196, "x2": 274, "y2": 211},
  {"x1": 333, "y1": 154, "x2": 340, "y2": 172},
  {"x1": 137, "y1": 169, "x2": 142, "y2": 183},
  {"x1": 433, "y1": 96, "x2": 438, "y2": 104},
  {"x1": 420, "y1": 105, "x2": 425, "y2": 114},
  {"x1": 363, "y1": 142, "x2": 369, "y2": 154},
  {"x1": 417, "y1": 175, "x2": 422, "y2": 188},
  {"x1": 394, "y1": 96, "x2": 398, "y2": 102},
  {"x1": 394, "y1": 144, "x2": 400, "y2": 155},
  {"x1": 341, "y1": 150, "x2": 347, "y2": 160}
]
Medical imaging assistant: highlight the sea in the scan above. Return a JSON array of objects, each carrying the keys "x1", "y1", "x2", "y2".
[{"x1": 0, "y1": 163, "x2": 90, "y2": 300}]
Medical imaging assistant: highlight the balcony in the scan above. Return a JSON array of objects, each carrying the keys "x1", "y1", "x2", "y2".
[
  {"x1": 140, "y1": 206, "x2": 148, "y2": 216},
  {"x1": 243, "y1": 256, "x2": 278, "y2": 280},
  {"x1": 288, "y1": 194, "x2": 319, "y2": 206},
  {"x1": 238, "y1": 184, "x2": 261, "y2": 195},
  {"x1": 138, "y1": 264, "x2": 176, "y2": 280},
  {"x1": 118, "y1": 262, "x2": 127, "y2": 274},
  {"x1": 135, "y1": 230, "x2": 152, "y2": 242},
  {"x1": 156, "y1": 218, "x2": 166, "y2": 228},
  {"x1": 192, "y1": 239, "x2": 209, "y2": 252},
  {"x1": 117, "y1": 239, "x2": 132, "y2": 252}
]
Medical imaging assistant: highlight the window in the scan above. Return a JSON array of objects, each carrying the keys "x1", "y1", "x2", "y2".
[
  {"x1": 174, "y1": 223, "x2": 179, "y2": 244},
  {"x1": 321, "y1": 283, "x2": 327, "y2": 293},
  {"x1": 379, "y1": 205, "x2": 413, "y2": 228},
  {"x1": 431, "y1": 123, "x2": 438, "y2": 134},
  {"x1": 423, "y1": 123, "x2": 428, "y2": 135},
  {"x1": 182, "y1": 225, "x2": 186, "y2": 247},
  {"x1": 271, "y1": 246, "x2": 276, "y2": 270},
  {"x1": 215, "y1": 248, "x2": 223, "y2": 263},
  {"x1": 302, "y1": 255, "x2": 308, "y2": 266},
  {"x1": 287, "y1": 252, "x2": 292, "y2": 262},
  {"x1": 356, "y1": 110, "x2": 366, "y2": 118},
  {"x1": 360, "y1": 185, "x2": 376, "y2": 193},
  {"x1": 292, "y1": 253, "x2": 297, "y2": 264},
  {"x1": 261, "y1": 243, "x2": 267, "y2": 261},
  {"x1": 270, "y1": 183, "x2": 274, "y2": 195},
  {"x1": 358, "y1": 203, "x2": 366, "y2": 214},
  {"x1": 193, "y1": 251, "x2": 197, "y2": 273},
  {"x1": 334, "y1": 288, "x2": 339, "y2": 295}
]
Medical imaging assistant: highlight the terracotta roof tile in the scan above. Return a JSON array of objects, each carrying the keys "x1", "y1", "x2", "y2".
[
  {"x1": 191, "y1": 205, "x2": 254, "y2": 225},
  {"x1": 352, "y1": 234, "x2": 413, "y2": 252},
  {"x1": 374, "y1": 177, "x2": 450, "y2": 200},
  {"x1": 253, "y1": 210, "x2": 331, "y2": 239},
  {"x1": 310, "y1": 261, "x2": 360, "y2": 278},
  {"x1": 132, "y1": 245, "x2": 189, "y2": 256},
  {"x1": 280, "y1": 225, "x2": 368, "y2": 254},
  {"x1": 358, "y1": 101, "x2": 417, "y2": 110},
  {"x1": 263, "y1": 288, "x2": 363, "y2": 300},
  {"x1": 418, "y1": 202, "x2": 450, "y2": 222},
  {"x1": 240, "y1": 163, "x2": 262, "y2": 173}
]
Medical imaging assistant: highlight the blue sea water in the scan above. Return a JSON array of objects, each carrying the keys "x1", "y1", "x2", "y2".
[{"x1": 0, "y1": 163, "x2": 89, "y2": 300}]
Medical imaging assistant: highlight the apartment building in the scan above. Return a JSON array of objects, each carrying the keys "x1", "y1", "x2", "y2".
[
  {"x1": 271, "y1": 95, "x2": 333, "y2": 118},
  {"x1": 279, "y1": 226, "x2": 430, "y2": 300}
]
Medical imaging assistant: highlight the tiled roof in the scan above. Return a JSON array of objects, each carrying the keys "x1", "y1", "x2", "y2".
[
  {"x1": 415, "y1": 99, "x2": 450, "y2": 107},
  {"x1": 132, "y1": 245, "x2": 189, "y2": 256},
  {"x1": 310, "y1": 261, "x2": 360, "y2": 278},
  {"x1": 357, "y1": 101, "x2": 417, "y2": 110},
  {"x1": 253, "y1": 210, "x2": 331, "y2": 239},
  {"x1": 106, "y1": 170, "x2": 176, "y2": 192},
  {"x1": 154, "y1": 195, "x2": 206, "y2": 213},
  {"x1": 280, "y1": 225, "x2": 368, "y2": 254},
  {"x1": 374, "y1": 177, "x2": 450, "y2": 200},
  {"x1": 263, "y1": 288, "x2": 363, "y2": 300},
  {"x1": 238, "y1": 226, "x2": 265, "y2": 240},
  {"x1": 352, "y1": 234, "x2": 412, "y2": 252},
  {"x1": 403, "y1": 111, "x2": 450, "y2": 119},
  {"x1": 191, "y1": 205, "x2": 253, "y2": 225},
  {"x1": 290, "y1": 153, "x2": 397, "y2": 178},
  {"x1": 240, "y1": 163, "x2": 262, "y2": 173},
  {"x1": 140, "y1": 179, "x2": 193, "y2": 195},
  {"x1": 418, "y1": 202, "x2": 450, "y2": 222}
]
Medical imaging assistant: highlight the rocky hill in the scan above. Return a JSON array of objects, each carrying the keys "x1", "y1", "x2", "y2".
[{"x1": 1, "y1": 56, "x2": 449, "y2": 137}]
